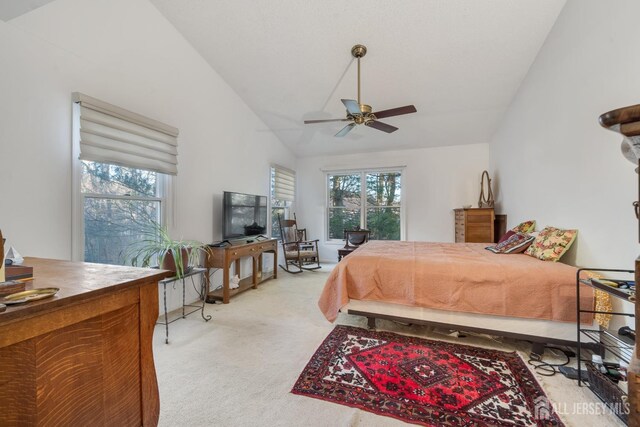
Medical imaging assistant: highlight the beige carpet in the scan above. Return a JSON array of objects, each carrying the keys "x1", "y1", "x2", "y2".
[{"x1": 154, "y1": 265, "x2": 624, "y2": 427}]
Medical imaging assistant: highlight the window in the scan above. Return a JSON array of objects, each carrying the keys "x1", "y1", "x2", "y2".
[
  {"x1": 71, "y1": 93, "x2": 178, "y2": 264},
  {"x1": 81, "y1": 161, "x2": 165, "y2": 265},
  {"x1": 327, "y1": 169, "x2": 402, "y2": 241},
  {"x1": 270, "y1": 166, "x2": 295, "y2": 239}
]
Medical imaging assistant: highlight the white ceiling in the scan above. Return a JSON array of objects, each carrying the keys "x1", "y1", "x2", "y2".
[
  {"x1": 150, "y1": 0, "x2": 566, "y2": 157},
  {"x1": 0, "y1": 0, "x2": 56, "y2": 21},
  {"x1": 4, "y1": 0, "x2": 565, "y2": 157}
]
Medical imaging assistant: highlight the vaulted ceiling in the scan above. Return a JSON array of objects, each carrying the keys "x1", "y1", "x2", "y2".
[
  {"x1": 150, "y1": 0, "x2": 565, "y2": 157},
  {"x1": 2, "y1": 0, "x2": 567, "y2": 158}
]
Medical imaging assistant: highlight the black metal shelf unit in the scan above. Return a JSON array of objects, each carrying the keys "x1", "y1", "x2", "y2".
[
  {"x1": 579, "y1": 329, "x2": 633, "y2": 363},
  {"x1": 576, "y1": 267, "x2": 635, "y2": 425}
]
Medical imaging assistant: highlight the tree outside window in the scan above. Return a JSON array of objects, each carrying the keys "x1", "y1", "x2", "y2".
[
  {"x1": 81, "y1": 161, "x2": 163, "y2": 265},
  {"x1": 327, "y1": 173, "x2": 361, "y2": 240},
  {"x1": 270, "y1": 166, "x2": 293, "y2": 239},
  {"x1": 327, "y1": 170, "x2": 402, "y2": 241},
  {"x1": 365, "y1": 172, "x2": 401, "y2": 240}
]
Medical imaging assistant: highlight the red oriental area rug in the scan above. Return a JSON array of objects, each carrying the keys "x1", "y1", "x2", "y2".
[{"x1": 292, "y1": 326, "x2": 564, "y2": 426}]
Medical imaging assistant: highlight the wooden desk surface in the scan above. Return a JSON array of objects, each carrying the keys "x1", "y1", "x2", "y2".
[
  {"x1": 0, "y1": 257, "x2": 171, "y2": 426},
  {"x1": 0, "y1": 257, "x2": 171, "y2": 324}
]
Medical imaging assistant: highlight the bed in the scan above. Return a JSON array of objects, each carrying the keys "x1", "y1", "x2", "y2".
[{"x1": 318, "y1": 241, "x2": 595, "y2": 345}]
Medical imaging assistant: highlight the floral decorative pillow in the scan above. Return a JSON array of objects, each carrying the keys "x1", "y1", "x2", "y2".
[
  {"x1": 511, "y1": 220, "x2": 536, "y2": 234},
  {"x1": 486, "y1": 232, "x2": 535, "y2": 254},
  {"x1": 524, "y1": 227, "x2": 577, "y2": 261}
]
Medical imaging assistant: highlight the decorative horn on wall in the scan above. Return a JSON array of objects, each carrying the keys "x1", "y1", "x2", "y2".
[{"x1": 478, "y1": 170, "x2": 495, "y2": 208}]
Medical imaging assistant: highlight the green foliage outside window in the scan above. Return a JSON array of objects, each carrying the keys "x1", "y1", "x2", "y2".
[
  {"x1": 270, "y1": 167, "x2": 292, "y2": 239},
  {"x1": 271, "y1": 206, "x2": 286, "y2": 239},
  {"x1": 327, "y1": 171, "x2": 401, "y2": 240}
]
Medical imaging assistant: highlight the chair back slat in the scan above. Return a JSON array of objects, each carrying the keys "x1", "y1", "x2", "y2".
[
  {"x1": 343, "y1": 229, "x2": 370, "y2": 249},
  {"x1": 278, "y1": 214, "x2": 300, "y2": 244},
  {"x1": 277, "y1": 213, "x2": 321, "y2": 273},
  {"x1": 282, "y1": 226, "x2": 298, "y2": 244}
]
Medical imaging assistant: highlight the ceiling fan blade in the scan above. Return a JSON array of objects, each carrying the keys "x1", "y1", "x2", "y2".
[
  {"x1": 304, "y1": 118, "x2": 350, "y2": 124},
  {"x1": 341, "y1": 99, "x2": 362, "y2": 116},
  {"x1": 366, "y1": 121, "x2": 398, "y2": 133},
  {"x1": 372, "y1": 105, "x2": 417, "y2": 120},
  {"x1": 335, "y1": 123, "x2": 356, "y2": 137}
]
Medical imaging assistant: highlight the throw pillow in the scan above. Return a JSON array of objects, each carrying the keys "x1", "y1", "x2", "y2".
[
  {"x1": 496, "y1": 230, "x2": 516, "y2": 244},
  {"x1": 524, "y1": 227, "x2": 578, "y2": 261},
  {"x1": 486, "y1": 232, "x2": 535, "y2": 254},
  {"x1": 511, "y1": 220, "x2": 536, "y2": 234}
]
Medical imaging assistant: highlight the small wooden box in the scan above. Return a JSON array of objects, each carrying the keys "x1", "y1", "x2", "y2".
[
  {"x1": 6, "y1": 265, "x2": 33, "y2": 281},
  {"x1": 0, "y1": 280, "x2": 26, "y2": 296}
]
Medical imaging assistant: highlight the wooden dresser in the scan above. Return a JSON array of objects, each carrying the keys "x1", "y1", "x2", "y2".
[
  {"x1": 0, "y1": 257, "x2": 171, "y2": 426},
  {"x1": 454, "y1": 208, "x2": 495, "y2": 243}
]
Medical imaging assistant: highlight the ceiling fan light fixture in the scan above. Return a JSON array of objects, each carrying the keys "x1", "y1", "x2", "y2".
[{"x1": 304, "y1": 44, "x2": 417, "y2": 137}]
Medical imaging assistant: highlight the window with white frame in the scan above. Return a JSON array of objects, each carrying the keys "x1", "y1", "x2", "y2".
[
  {"x1": 270, "y1": 165, "x2": 295, "y2": 239},
  {"x1": 80, "y1": 161, "x2": 166, "y2": 264},
  {"x1": 327, "y1": 169, "x2": 402, "y2": 241},
  {"x1": 72, "y1": 93, "x2": 178, "y2": 265}
]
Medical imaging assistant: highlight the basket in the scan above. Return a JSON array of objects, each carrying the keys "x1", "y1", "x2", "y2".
[{"x1": 585, "y1": 361, "x2": 629, "y2": 424}]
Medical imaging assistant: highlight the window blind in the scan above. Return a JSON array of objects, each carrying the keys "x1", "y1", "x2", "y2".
[
  {"x1": 73, "y1": 92, "x2": 179, "y2": 175},
  {"x1": 273, "y1": 166, "x2": 295, "y2": 202}
]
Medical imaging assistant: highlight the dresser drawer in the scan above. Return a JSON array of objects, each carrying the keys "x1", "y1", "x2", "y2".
[
  {"x1": 467, "y1": 214, "x2": 492, "y2": 224},
  {"x1": 454, "y1": 208, "x2": 495, "y2": 243},
  {"x1": 257, "y1": 241, "x2": 277, "y2": 252}
]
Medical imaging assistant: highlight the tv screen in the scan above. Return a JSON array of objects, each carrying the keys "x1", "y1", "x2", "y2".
[{"x1": 222, "y1": 191, "x2": 267, "y2": 240}]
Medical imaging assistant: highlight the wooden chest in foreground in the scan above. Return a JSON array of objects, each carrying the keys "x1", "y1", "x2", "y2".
[{"x1": 0, "y1": 257, "x2": 171, "y2": 426}]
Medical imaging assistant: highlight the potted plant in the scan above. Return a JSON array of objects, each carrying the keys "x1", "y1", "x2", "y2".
[{"x1": 123, "y1": 221, "x2": 207, "y2": 279}]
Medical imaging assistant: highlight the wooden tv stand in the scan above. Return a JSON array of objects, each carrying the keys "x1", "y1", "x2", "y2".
[{"x1": 204, "y1": 238, "x2": 278, "y2": 304}]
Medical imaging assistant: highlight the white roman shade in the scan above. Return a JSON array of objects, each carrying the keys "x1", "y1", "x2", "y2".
[
  {"x1": 273, "y1": 166, "x2": 295, "y2": 202},
  {"x1": 73, "y1": 92, "x2": 179, "y2": 175}
]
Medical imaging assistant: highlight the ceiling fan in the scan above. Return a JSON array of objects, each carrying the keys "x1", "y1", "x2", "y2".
[{"x1": 304, "y1": 44, "x2": 417, "y2": 137}]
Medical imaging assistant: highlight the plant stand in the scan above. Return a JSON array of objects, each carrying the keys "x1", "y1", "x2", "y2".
[{"x1": 158, "y1": 267, "x2": 211, "y2": 344}]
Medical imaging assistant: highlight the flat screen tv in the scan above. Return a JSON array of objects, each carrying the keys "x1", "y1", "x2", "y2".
[{"x1": 222, "y1": 191, "x2": 267, "y2": 240}]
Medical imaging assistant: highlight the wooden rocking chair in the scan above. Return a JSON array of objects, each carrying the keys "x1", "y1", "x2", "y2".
[{"x1": 278, "y1": 214, "x2": 321, "y2": 274}]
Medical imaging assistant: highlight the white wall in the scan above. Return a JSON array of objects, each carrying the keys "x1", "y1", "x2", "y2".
[
  {"x1": 296, "y1": 143, "x2": 490, "y2": 261},
  {"x1": 0, "y1": 0, "x2": 295, "y2": 310},
  {"x1": 490, "y1": 0, "x2": 639, "y2": 269},
  {"x1": 489, "y1": 0, "x2": 640, "y2": 325}
]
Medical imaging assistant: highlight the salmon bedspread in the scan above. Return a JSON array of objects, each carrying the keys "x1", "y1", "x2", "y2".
[{"x1": 319, "y1": 241, "x2": 592, "y2": 323}]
